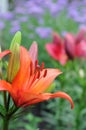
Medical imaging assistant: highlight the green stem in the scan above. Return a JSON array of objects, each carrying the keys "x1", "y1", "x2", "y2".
[
  {"x1": 3, "y1": 117, "x2": 9, "y2": 130},
  {"x1": 3, "y1": 92, "x2": 7, "y2": 109},
  {"x1": 7, "y1": 94, "x2": 11, "y2": 111},
  {"x1": 9, "y1": 106, "x2": 19, "y2": 117}
]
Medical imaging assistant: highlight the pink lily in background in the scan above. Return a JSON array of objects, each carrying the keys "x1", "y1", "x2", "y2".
[
  {"x1": 64, "y1": 28, "x2": 86, "y2": 59},
  {"x1": 46, "y1": 32, "x2": 68, "y2": 65}
]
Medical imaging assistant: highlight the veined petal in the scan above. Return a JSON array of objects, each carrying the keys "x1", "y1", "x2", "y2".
[
  {"x1": 29, "y1": 42, "x2": 38, "y2": 66},
  {"x1": 0, "y1": 50, "x2": 11, "y2": 59},
  {"x1": 30, "y1": 69, "x2": 62, "y2": 94},
  {"x1": 76, "y1": 28, "x2": 86, "y2": 43},
  {"x1": 64, "y1": 33, "x2": 75, "y2": 58},
  {"x1": 12, "y1": 46, "x2": 32, "y2": 90},
  {"x1": 23, "y1": 92, "x2": 74, "y2": 109},
  {"x1": 46, "y1": 43, "x2": 68, "y2": 65},
  {"x1": 46, "y1": 44, "x2": 63, "y2": 60},
  {"x1": 0, "y1": 80, "x2": 12, "y2": 92},
  {"x1": 52, "y1": 32, "x2": 63, "y2": 45}
]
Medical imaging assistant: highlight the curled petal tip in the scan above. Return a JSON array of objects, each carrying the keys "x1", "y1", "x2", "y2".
[
  {"x1": 71, "y1": 100, "x2": 74, "y2": 109},
  {"x1": 60, "y1": 92, "x2": 74, "y2": 109},
  {"x1": 50, "y1": 91, "x2": 74, "y2": 109}
]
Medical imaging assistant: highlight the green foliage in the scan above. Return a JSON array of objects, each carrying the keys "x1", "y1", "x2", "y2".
[
  {"x1": 1, "y1": 5, "x2": 86, "y2": 130},
  {"x1": 41, "y1": 59, "x2": 86, "y2": 130},
  {"x1": 9, "y1": 112, "x2": 42, "y2": 130},
  {"x1": 0, "y1": 105, "x2": 6, "y2": 117}
]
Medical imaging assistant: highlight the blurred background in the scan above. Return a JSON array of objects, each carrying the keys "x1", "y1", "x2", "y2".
[{"x1": 0, "y1": 0, "x2": 86, "y2": 130}]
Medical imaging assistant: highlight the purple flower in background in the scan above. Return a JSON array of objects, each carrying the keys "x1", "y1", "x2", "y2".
[
  {"x1": 0, "y1": 21, "x2": 5, "y2": 30},
  {"x1": 28, "y1": 6, "x2": 44, "y2": 16},
  {"x1": 67, "y1": 0, "x2": 86, "y2": 23},
  {"x1": 14, "y1": 0, "x2": 24, "y2": 6},
  {"x1": 11, "y1": 20, "x2": 20, "y2": 26},
  {"x1": 10, "y1": 24, "x2": 21, "y2": 34},
  {"x1": 57, "y1": 0, "x2": 68, "y2": 6},
  {"x1": 15, "y1": 7, "x2": 26, "y2": 15},
  {"x1": 35, "y1": 27, "x2": 52, "y2": 38},
  {"x1": 38, "y1": 19, "x2": 44, "y2": 25},
  {"x1": 1, "y1": 0, "x2": 86, "y2": 37},
  {"x1": 18, "y1": 17, "x2": 28, "y2": 22},
  {"x1": 1, "y1": 12, "x2": 14, "y2": 20},
  {"x1": 49, "y1": 3, "x2": 59, "y2": 16}
]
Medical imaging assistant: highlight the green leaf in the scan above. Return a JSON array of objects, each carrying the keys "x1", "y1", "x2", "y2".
[{"x1": 0, "y1": 105, "x2": 6, "y2": 117}]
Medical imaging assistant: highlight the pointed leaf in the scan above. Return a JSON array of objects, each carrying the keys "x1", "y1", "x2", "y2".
[{"x1": 0, "y1": 105, "x2": 6, "y2": 116}]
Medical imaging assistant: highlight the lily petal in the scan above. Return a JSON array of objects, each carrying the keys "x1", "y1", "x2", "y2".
[
  {"x1": 0, "y1": 50, "x2": 11, "y2": 59},
  {"x1": 29, "y1": 42, "x2": 38, "y2": 66},
  {"x1": 46, "y1": 43, "x2": 68, "y2": 65},
  {"x1": 76, "y1": 28, "x2": 86, "y2": 43},
  {"x1": 24, "y1": 92, "x2": 74, "y2": 109},
  {"x1": 0, "y1": 80, "x2": 12, "y2": 92},
  {"x1": 64, "y1": 33, "x2": 75, "y2": 58},
  {"x1": 30, "y1": 69, "x2": 62, "y2": 93},
  {"x1": 76, "y1": 40, "x2": 86, "y2": 57},
  {"x1": 52, "y1": 32, "x2": 62, "y2": 45},
  {"x1": 12, "y1": 46, "x2": 32, "y2": 90}
]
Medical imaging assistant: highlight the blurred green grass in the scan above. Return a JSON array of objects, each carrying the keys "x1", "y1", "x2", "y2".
[{"x1": 1, "y1": 9, "x2": 86, "y2": 130}]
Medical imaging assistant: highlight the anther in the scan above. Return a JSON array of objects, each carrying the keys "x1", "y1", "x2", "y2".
[
  {"x1": 37, "y1": 71, "x2": 40, "y2": 79},
  {"x1": 43, "y1": 70, "x2": 47, "y2": 77},
  {"x1": 30, "y1": 61, "x2": 33, "y2": 76},
  {"x1": 40, "y1": 62, "x2": 45, "y2": 71},
  {"x1": 35, "y1": 60, "x2": 38, "y2": 68}
]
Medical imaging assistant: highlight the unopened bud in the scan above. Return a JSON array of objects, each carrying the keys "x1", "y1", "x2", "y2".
[
  {"x1": 7, "y1": 43, "x2": 20, "y2": 82},
  {"x1": 7, "y1": 31, "x2": 21, "y2": 82},
  {"x1": 10, "y1": 31, "x2": 21, "y2": 50}
]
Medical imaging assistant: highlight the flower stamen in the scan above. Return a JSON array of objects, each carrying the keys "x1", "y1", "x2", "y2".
[
  {"x1": 30, "y1": 61, "x2": 33, "y2": 76},
  {"x1": 43, "y1": 70, "x2": 47, "y2": 77}
]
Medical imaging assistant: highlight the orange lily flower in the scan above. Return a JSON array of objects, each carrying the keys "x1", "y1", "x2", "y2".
[{"x1": 0, "y1": 43, "x2": 74, "y2": 108}]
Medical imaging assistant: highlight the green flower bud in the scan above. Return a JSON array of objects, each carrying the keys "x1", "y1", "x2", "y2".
[
  {"x1": 7, "y1": 31, "x2": 21, "y2": 82},
  {"x1": 10, "y1": 31, "x2": 21, "y2": 50},
  {"x1": 7, "y1": 43, "x2": 20, "y2": 82}
]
